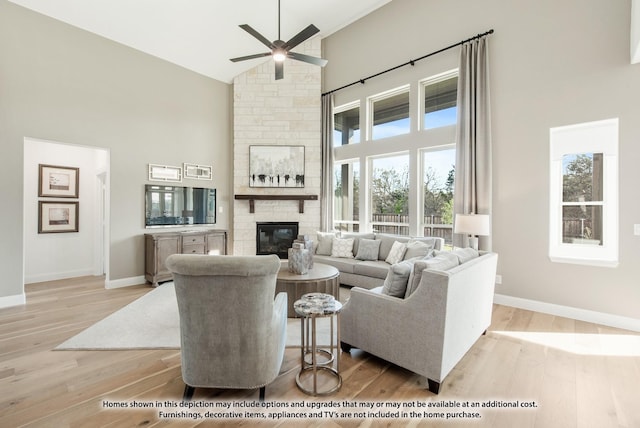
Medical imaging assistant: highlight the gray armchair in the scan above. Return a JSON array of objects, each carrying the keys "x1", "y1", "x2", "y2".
[{"x1": 165, "y1": 254, "x2": 286, "y2": 401}]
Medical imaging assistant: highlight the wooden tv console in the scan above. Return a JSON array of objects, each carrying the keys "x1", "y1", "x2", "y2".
[{"x1": 144, "y1": 229, "x2": 227, "y2": 286}]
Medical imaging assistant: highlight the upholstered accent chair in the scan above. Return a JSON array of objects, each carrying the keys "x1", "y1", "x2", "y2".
[{"x1": 166, "y1": 254, "x2": 287, "y2": 401}]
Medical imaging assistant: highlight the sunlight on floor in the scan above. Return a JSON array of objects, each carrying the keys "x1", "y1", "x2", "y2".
[{"x1": 492, "y1": 331, "x2": 640, "y2": 356}]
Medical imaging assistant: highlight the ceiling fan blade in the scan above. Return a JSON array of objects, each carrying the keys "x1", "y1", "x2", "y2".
[
  {"x1": 229, "y1": 52, "x2": 272, "y2": 62},
  {"x1": 239, "y1": 24, "x2": 275, "y2": 49},
  {"x1": 275, "y1": 61, "x2": 284, "y2": 80},
  {"x1": 287, "y1": 51, "x2": 328, "y2": 67},
  {"x1": 282, "y1": 24, "x2": 320, "y2": 50}
]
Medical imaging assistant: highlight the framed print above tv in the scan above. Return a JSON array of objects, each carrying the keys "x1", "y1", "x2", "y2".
[
  {"x1": 249, "y1": 145, "x2": 305, "y2": 188},
  {"x1": 38, "y1": 201, "x2": 79, "y2": 233},
  {"x1": 38, "y1": 164, "x2": 79, "y2": 198}
]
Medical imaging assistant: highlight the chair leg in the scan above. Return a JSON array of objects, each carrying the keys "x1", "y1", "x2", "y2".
[
  {"x1": 427, "y1": 379, "x2": 441, "y2": 394},
  {"x1": 340, "y1": 341, "x2": 352, "y2": 352},
  {"x1": 259, "y1": 386, "x2": 266, "y2": 402},
  {"x1": 183, "y1": 385, "x2": 195, "y2": 401}
]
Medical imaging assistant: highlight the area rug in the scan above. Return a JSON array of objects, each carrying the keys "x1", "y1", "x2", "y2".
[{"x1": 55, "y1": 283, "x2": 334, "y2": 350}]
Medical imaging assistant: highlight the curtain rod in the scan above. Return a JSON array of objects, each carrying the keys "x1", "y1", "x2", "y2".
[{"x1": 322, "y1": 29, "x2": 494, "y2": 97}]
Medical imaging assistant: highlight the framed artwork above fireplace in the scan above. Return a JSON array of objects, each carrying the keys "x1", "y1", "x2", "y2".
[{"x1": 249, "y1": 145, "x2": 305, "y2": 188}]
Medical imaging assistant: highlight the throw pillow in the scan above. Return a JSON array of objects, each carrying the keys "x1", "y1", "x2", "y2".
[
  {"x1": 315, "y1": 232, "x2": 335, "y2": 255},
  {"x1": 385, "y1": 241, "x2": 407, "y2": 264},
  {"x1": 341, "y1": 232, "x2": 375, "y2": 257},
  {"x1": 403, "y1": 239, "x2": 435, "y2": 260},
  {"x1": 426, "y1": 251, "x2": 460, "y2": 270},
  {"x1": 331, "y1": 238, "x2": 355, "y2": 258},
  {"x1": 405, "y1": 261, "x2": 427, "y2": 298},
  {"x1": 451, "y1": 247, "x2": 480, "y2": 264},
  {"x1": 381, "y1": 260, "x2": 414, "y2": 298},
  {"x1": 355, "y1": 238, "x2": 382, "y2": 261}
]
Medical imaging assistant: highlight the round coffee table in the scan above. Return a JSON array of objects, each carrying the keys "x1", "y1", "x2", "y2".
[{"x1": 276, "y1": 262, "x2": 340, "y2": 318}]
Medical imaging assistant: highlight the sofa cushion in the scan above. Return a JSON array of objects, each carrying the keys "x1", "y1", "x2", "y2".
[
  {"x1": 376, "y1": 234, "x2": 411, "y2": 260},
  {"x1": 331, "y1": 238, "x2": 354, "y2": 258},
  {"x1": 315, "y1": 232, "x2": 336, "y2": 255},
  {"x1": 385, "y1": 241, "x2": 407, "y2": 264},
  {"x1": 381, "y1": 260, "x2": 414, "y2": 297},
  {"x1": 355, "y1": 238, "x2": 381, "y2": 261},
  {"x1": 427, "y1": 251, "x2": 461, "y2": 270},
  {"x1": 313, "y1": 255, "x2": 358, "y2": 274},
  {"x1": 451, "y1": 247, "x2": 480, "y2": 264},
  {"x1": 341, "y1": 232, "x2": 375, "y2": 256},
  {"x1": 404, "y1": 252, "x2": 460, "y2": 298},
  {"x1": 353, "y1": 260, "x2": 390, "y2": 280},
  {"x1": 403, "y1": 239, "x2": 436, "y2": 260}
]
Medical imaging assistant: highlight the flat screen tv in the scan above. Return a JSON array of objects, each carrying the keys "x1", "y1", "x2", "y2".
[{"x1": 145, "y1": 185, "x2": 216, "y2": 227}]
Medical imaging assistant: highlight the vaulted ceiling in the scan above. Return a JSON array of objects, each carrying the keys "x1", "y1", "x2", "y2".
[{"x1": 8, "y1": 0, "x2": 391, "y2": 83}]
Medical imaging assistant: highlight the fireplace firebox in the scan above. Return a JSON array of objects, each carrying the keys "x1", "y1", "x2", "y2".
[{"x1": 256, "y1": 222, "x2": 299, "y2": 259}]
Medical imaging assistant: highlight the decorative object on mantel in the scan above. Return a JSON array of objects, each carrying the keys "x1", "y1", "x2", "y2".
[
  {"x1": 183, "y1": 163, "x2": 212, "y2": 180},
  {"x1": 249, "y1": 145, "x2": 305, "y2": 188},
  {"x1": 148, "y1": 164, "x2": 182, "y2": 182},
  {"x1": 234, "y1": 194, "x2": 318, "y2": 213},
  {"x1": 38, "y1": 164, "x2": 79, "y2": 198},
  {"x1": 288, "y1": 234, "x2": 314, "y2": 274}
]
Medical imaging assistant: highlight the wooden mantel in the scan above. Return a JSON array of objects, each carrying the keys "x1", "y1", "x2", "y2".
[{"x1": 234, "y1": 194, "x2": 319, "y2": 213}]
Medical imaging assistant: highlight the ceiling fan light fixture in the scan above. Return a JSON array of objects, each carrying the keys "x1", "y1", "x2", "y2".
[{"x1": 273, "y1": 49, "x2": 286, "y2": 62}]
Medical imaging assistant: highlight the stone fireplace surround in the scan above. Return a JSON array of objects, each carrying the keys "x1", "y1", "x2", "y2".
[{"x1": 231, "y1": 38, "x2": 322, "y2": 256}]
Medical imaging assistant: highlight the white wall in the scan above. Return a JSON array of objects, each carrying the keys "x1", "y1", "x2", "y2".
[
  {"x1": 323, "y1": 0, "x2": 640, "y2": 326},
  {"x1": 0, "y1": 1, "x2": 232, "y2": 305},
  {"x1": 23, "y1": 138, "x2": 108, "y2": 283}
]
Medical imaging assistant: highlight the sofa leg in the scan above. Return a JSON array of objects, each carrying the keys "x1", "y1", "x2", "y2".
[
  {"x1": 183, "y1": 385, "x2": 195, "y2": 401},
  {"x1": 259, "y1": 386, "x2": 266, "y2": 402},
  {"x1": 427, "y1": 379, "x2": 441, "y2": 394},
  {"x1": 340, "y1": 341, "x2": 352, "y2": 352}
]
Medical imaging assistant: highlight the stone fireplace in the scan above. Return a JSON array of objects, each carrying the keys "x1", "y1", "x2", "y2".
[
  {"x1": 231, "y1": 38, "x2": 322, "y2": 256},
  {"x1": 256, "y1": 222, "x2": 299, "y2": 259}
]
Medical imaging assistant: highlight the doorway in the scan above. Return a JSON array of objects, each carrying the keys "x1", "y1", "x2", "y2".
[{"x1": 23, "y1": 137, "x2": 110, "y2": 284}]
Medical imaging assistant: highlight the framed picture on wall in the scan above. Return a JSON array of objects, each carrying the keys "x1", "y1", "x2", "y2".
[
  {"x1": 38, "y1": 201, "x2": 79, "y2": 233},
  {"x1": 249, "y1": 145, "x2": 305, "y2": 188},
  {"x1": 38, "y1": 164, "x2": 79, "y2": 198}
]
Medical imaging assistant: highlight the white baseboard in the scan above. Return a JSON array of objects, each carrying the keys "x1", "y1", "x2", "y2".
[
  {"x1": 0, "y1": 293, "x2": 26, "y2": 309},
  {"x1": 494, "y1": 293, "x2": 640, "y2": 333},
  {"x1": 106, "y1": 276, "x2": 147, "y2": 289},
  {"x1": 25, "y1": 269, "x2": 95, "y2": 284}
]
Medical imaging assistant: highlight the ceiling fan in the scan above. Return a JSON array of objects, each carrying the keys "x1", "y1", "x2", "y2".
[{"x1": 229, "y1": 0, "x2": 328, "y2": 80}]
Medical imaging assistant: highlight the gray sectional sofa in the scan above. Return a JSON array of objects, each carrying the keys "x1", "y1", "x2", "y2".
[
  {"x1": 312, "y1": 232, "x2": 444, "y2": 289},
  {"x1": 340, "y1": 250, "x2": 499, "y2": 394}
]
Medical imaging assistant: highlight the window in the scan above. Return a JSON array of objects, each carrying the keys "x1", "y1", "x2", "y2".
[
  {"x1": 332, "y1": 71, "x2": 457, "y2": 236},
  {"x1": 423, "y1": 74, "x2": 458, "y2": 130},
  {"x1": 422, "y1": 147, "x2": 456, "y2": 245},
  {"x1": 370, "y1": 154, "x2": 410, "y2": 235},
  {"x1": 562, "y1": 153, "x2": 603, "y2": 245},
  {"x1": 333, "y1": 104, "x2": 360, "y2": 146},
  {"x1": 370, "y1": 88, "x2": 410, "y2": 140},
  {"x1": 549, "y1": 118, "x2": 618, "y2": 266},
  {"x1": 333, "y1": 161, "x2": 360, "y2": 233}
]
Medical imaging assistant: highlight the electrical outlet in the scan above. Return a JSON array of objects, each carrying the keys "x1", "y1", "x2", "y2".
[
  {"x1": 635, "y1": 224, "x2": 640, "y2": 236},
  {"x1": 495, "y1": 275, "x2": 502, "y2": 285}
]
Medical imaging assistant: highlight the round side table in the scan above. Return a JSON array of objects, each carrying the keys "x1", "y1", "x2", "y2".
[{"x1": 293, "y1": 293, "x2": 342, "y2": 396}]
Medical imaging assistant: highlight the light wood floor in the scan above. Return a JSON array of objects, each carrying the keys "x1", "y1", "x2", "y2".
[{"x1": 1, "y1": 277, "x2": 639, "y2": 427}]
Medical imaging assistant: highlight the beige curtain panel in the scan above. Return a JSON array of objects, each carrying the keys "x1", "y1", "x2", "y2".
[{"x1": 454, "y1": 35, "x2": 493, "y2": 250}]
